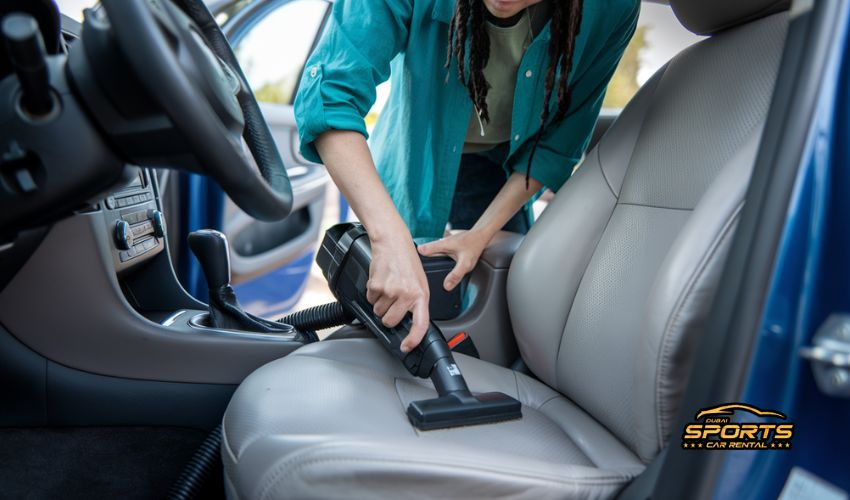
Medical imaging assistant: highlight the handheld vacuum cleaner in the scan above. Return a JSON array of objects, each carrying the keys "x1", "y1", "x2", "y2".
[{"x1": 315, "y1": 223, "x2": 522, "y2": 430}]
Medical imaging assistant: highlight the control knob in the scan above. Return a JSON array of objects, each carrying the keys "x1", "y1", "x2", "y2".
[
  {"x1": 114, "y1": 220, "x2": 133, "y2": 250},
  {"x1": 149, "y1": 209, "x2": 166, "y2": 238}
]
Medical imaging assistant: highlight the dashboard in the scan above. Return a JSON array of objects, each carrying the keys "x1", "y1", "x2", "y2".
[{"x1": 51, "y1": 13, "x2": 167, "y2": 273}]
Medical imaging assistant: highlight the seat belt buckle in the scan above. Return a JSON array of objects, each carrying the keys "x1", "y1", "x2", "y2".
[{"x1": 447, "y1": 332, "x2": 480, "y2": 358}]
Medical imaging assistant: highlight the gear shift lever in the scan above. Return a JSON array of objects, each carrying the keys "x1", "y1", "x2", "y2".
[
  {"x1": 187, "y1": 229, "x2": 231, "y2": 290},
  {"x1": 188, "y1": 229, "x2": 294, "y2": 334}
]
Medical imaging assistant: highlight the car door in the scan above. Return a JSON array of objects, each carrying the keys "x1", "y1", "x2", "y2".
[
  {"x1": 223, "y1": 0, "x2": 332, "y2": 316},
  {"x1": 176, "y1": 0, "x2": 333, "y2": 317}
]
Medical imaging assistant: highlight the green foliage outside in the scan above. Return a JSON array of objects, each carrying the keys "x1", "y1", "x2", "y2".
[
  {"x1": 602, "y1": 25, "x2": 648, "y2": 109},
  {"x1": 254, "y1": 81, "x2": 293, "y2": 105}
]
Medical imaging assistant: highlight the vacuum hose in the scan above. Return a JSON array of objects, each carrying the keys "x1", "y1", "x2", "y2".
[
  {"x1": 276, "y1": 301, "x2": 352, "y2": 332},
  {"x1": 167, "y1": 425, "x2": 223, "y2": 500}
]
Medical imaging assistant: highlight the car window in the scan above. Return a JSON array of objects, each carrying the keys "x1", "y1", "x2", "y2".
[
  {"x1": 233, "y1": 0, "x2": 330, "y2": 106},
  {"x1": 55, "y1": 0, "x2": 98, "y2": 22},
  {"x1": 603, "y1": 2, "x2": 705, "y2": 109}
]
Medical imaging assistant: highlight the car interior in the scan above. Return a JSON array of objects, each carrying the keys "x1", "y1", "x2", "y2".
[{"x1": 0, "y1": 0, "x2": 837, "y2": 498}]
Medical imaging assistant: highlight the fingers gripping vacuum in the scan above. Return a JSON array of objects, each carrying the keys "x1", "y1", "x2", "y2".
[{"x1": 316, "y1": 223, "x2": 522, "y2": 430}]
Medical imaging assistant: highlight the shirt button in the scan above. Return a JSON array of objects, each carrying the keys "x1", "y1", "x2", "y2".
[
  {"x1": 309, "y1": 67, "x2": 318, "y2": 78},
  {"x1": 452, "y1": 146, "x2": 457, "y2": 153},
  {"x1": 525, "y1": 70, "x2": 533, "y2": 78},
  {"x1": 514, "y1": 134, "x2": 521, "y2": 141}
]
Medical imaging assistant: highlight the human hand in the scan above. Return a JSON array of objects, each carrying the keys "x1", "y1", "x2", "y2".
[
  {"x1": 366, "y1": 234, "x2": 430, "y2": 353},
  {"x1": 417, "y1": 230, "x2": 489, "y2": 292}
]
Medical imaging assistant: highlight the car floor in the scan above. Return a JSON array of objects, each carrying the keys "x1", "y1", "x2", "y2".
[{"x1": 0, "y1": 426, "x2": 223, "y2": 499}]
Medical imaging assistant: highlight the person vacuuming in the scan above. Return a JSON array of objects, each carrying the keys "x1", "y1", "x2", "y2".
[
  {"x1": 294, "y1": 0, "x2": 638, "y2": 356},
  {"x1": 316, "y1": 223, "x2": 522, "y2": 430}
]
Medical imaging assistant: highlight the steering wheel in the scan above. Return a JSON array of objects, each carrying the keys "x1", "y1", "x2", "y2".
[{"x1": 98, "y1": 0, "x2": 293, "y2": 221}]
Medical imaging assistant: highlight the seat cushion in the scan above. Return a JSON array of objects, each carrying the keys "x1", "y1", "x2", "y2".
[{"x1": 222, "y1": 339, "x2": 645, "y2": 499}]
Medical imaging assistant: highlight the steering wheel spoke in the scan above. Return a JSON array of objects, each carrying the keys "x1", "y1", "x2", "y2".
[{"x1": 66, "y1": 0, "x2": 293, "y2": 221}]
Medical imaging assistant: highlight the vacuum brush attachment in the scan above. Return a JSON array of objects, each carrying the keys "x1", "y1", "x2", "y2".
[
  {"x1": 407, "y1": 357, "x2": 522, "y2": 431},
  {"x1": 407, "y1": 391, "x2": 522, "y2": 431}
]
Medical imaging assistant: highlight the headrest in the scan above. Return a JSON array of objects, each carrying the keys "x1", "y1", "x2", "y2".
[{"x1": 669, "y1": 0, "x2": 791, "y2": 35}]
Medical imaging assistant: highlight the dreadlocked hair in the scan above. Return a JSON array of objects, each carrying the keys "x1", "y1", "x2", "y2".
[{"x1": 446, "y1": 0, "x2": 584, "y2": 188}]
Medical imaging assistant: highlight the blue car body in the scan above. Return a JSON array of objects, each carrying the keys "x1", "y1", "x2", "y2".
[{"x1": 714, "y1": 3, "x2": 850, "y2": 497}]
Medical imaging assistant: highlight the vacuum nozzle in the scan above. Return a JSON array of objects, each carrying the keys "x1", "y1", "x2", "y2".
[{"x1": 407, "y1": 391, "x2": 522, "y2": 431}]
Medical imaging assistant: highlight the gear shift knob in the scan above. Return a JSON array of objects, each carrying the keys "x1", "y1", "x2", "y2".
[{"x1": 187, "y1": 229, "x2": 231, "y2": 290}]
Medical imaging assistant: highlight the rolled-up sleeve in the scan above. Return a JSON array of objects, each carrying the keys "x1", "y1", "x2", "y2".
[
  {"x1": 509, "y1": 1, "x2": 639, "y2": 192},
  {"x1": 294, "y1": 0, "x2": 412, "y2": 163}
]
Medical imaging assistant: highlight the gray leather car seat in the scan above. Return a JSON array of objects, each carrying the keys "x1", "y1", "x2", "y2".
[{"x1": 221, "y1": 1, "x2": 790, "y2": 498}]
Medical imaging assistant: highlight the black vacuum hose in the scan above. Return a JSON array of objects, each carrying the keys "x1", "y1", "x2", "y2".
[
  {"x1": 167, "y1": 424, "x2": 223, "y2": 500},
  {"x1": 277, "y1": 301, "x2": 352, "y2": 332},
  {"x1": 169, "y1": 303, "x2": 352, "y2": 499}
]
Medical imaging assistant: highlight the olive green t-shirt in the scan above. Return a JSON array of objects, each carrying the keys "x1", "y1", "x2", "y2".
[{"x1": 463, "y1": 4, "x2": 551, "y2": 154}]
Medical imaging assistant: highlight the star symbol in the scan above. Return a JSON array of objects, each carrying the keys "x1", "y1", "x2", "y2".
[{"x1": 697, "y1": 443, "x2": 703, "y2": 448}]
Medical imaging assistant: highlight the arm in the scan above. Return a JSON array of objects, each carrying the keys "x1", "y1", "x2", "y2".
[
  {"x1": 294, "y1": 0, "x2": 413, "y2": 162},
  {"x1": 295, "y1": 0, "x2": 428, "y2": 352},
  {"x1": 316, "y1": 131, "x2": 429, "y2": 353},
  {"x1": 419, "y1": 173, "x2": 541, "y2": 291}
]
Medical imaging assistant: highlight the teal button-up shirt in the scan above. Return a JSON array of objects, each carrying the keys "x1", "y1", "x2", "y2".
[{"x1": 295, "y1": 0, "x2": 639, "y2": 238}]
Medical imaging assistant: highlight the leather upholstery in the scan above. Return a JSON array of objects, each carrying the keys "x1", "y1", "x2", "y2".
[
  {"x1": 223, "y1": 6, "x2": 789, "y2": 499},
  {"x1": 223, "y1": 340, "x2": 645, "y2": 500},
  {"x1": 669, "y1": 0, "x2": 790, "y2": 35},
  {"x1": 509, "y1": 13, "x2": 787, "y2": 463}
]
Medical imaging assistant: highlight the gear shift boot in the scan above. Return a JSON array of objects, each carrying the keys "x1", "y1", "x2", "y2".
[{"x1": 188, "y1": 230, "x2": 295, "y2": 335}]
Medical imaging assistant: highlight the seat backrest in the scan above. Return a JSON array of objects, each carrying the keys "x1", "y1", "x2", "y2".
[{"x1": 507, "y1": 0, "x2": 789, "y2": 464}]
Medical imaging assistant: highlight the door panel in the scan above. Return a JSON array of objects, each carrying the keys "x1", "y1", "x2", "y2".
[
  {"x1": 215, "y1": 0, "x2": 332, "y2": 314},
  {"x1": 224, "y1": 104, "x2": 327, "y2": 286}
]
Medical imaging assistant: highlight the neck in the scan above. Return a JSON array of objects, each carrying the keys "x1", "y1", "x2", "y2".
[{"x1": 484, "y1": 8, "x2": 526, "y2": 27}]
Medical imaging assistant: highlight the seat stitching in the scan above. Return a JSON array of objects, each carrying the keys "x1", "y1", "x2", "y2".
[
  {"x1": 292, "y1": 351, "x2": 409, "y2": 376},
  {"x1": 258, "y1": 453, "x2": 637, "y2": 500},
  {"x1": 618, "y1": 202, "x2": 692, "y2": 212},
  {"x1": 653, "y1": 202, "x2": 744, "y2": 450},
  {"x1": 536, "y1": 394, "x2": 561, "y2": 410},
  {"x1": 594, "y1": 147, "x2": 617, "y2": 198},
  {"x1": 220, "y1": 419, "x2": 238, "y2": 463},
  {"x1": 512, "y1": 370, "x2": 521, "y2": 403},
  {"x1": 551, "y1": 194, "x2": 618, "y2": 391},
  {"x1": 536, "y1": 397, "x2": 598, "y2": 468},
  {"x1": 552, "y1": 65, "x2": 670, "y2": 391},
  {"x1": 597, "y1": 65, "x2": 667, "y2": 199},
  {"x1": 536, "y1": 397, "x2": 640, "y2": 470}
]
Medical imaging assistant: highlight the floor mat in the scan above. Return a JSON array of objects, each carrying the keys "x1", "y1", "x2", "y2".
[{"x1": 0, "y1": 426, "x2": 222, "y2": 500}]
